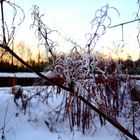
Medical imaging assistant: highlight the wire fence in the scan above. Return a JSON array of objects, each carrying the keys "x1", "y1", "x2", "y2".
[{"x1": 108, "y1": 18, "x2": 140, "y2": 60}]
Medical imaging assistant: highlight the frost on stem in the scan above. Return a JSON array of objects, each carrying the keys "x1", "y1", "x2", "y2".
[
  {"x1": 85, "y1": 4, "x2": 119, "y2": 54},
  {"x1": 30, "y1": 5, "x2": 57, "y2": 65},
  {"x1": 0, "y1": 0, "x2": 25, "y2": 46},
  {"x1": 53, "y1": 4, "x2": 131, "y2": 134},
  {"x1": 55, "y1": 4, "x2": 120, "y2": 92}
]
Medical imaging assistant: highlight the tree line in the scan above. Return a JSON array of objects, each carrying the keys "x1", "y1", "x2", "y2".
[
  {"x1": 1, "y1": 52, "x2": 140, "y2": 74},
  {"x1": 0, "y1": 59, "x2": 48, "y2": 72}
]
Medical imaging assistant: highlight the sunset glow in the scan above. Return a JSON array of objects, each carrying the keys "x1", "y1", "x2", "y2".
[{"x1": 2, "y1": 0, "x2": 140, "y2": 60}]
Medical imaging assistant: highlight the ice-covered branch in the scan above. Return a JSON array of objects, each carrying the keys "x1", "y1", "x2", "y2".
[{"x1": 85, "y1": 4, "x2": 120, "y2": 54}]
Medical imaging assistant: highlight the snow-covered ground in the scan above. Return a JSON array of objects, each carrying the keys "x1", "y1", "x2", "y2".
[
  {"x1": 0, "y1": 72, "x2": 140, "y2": 140},
  {"x1": 0, "y1": 71, "x2": 60, "y2": 78},
  {"x1": 0, "y1": 86, "x2": 127, "y2": 140},
  {"x1": 1, "y1": 72, "x2": 140, "y2": 79},
  {"x1": 0, "y1": 72, "x2": 39, "y2": 78}
]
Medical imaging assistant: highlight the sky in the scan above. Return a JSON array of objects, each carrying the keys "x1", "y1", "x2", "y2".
[{"x1": 2, "y1": 0, "x2": 140, "y2": 60}]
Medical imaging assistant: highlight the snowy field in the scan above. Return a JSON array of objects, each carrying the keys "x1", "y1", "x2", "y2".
[
  {"x1": 0, "y1": 73, "x2": 140, "y2": 140},
  {"x1": 0, "y1": 72, "x2": 140, "y2": 80},
  {"x1": 0, "y1": 71, "x2": 56, "y2": 78},
  {"x1": 0, "y1": 86, "x2": 122, "y2": 140},
  {"x1": 0, "y1": 86, "x2": 127, "y2": 140}
]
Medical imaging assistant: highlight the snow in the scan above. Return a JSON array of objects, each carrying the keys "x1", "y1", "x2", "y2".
[
  {"x1": 0, "y1": 86, "x2": 122, "y2": 140},
  {"x1": 0, "y1": 71, "x2": 60, "y2": 78},
  {"x1": 0, "y1": 73, "x2": 140, "y2": 140},
  {"x1": 0, "y1": 72, "x2": 39, "y2": 78}
]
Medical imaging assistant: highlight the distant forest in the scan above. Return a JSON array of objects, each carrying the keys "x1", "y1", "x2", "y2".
[
  {"x1": 0, "y1": 60, "x2": 48, "y2": 72},
  {"x1": 1, "y1": 56, "x2": 140, "y2": 74}
]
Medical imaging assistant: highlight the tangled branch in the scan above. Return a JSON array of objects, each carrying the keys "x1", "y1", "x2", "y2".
[
  {"x1": 0, "y1": 1, "x2": 139, "y2": 139},
  {"x1": 30, "y1": 5, "x2": 57, "y2": 63},
  {"x1": 0, "y1": 0, "x2": 25, "y2": 46},
  {"x1": 85, "y1": 4, "x2": 120, "y2": 54}
]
